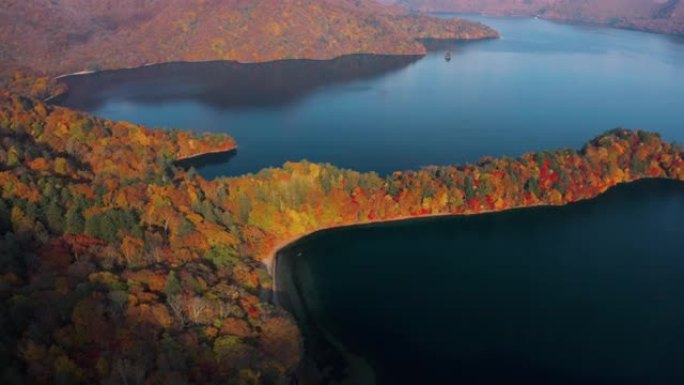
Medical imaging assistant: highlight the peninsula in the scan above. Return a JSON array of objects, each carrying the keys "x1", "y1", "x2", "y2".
[{"x1": 0, "y1": 91, "x2": 682, "y2": 384}]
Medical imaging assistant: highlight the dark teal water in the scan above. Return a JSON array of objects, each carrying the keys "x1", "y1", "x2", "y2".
[
  {"x1": 56, "y1": 17, "x2": 684, "y2": 383},
  {"x1": 277, "y1": 179, "x2": 684, "y2": 385},
  {"x1": 58, "y1": 16, "x2": 684, "y2": 178}
]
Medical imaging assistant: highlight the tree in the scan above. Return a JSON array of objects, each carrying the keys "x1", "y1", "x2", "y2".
[
  {"x1": 6, "y1": 147, "x2": 20, "y2": 168},
  {"x1": 524, "y1": 177, "x2": 541, "y2": 198},
  {"x1": 85, "y1": 209, "x2": 141, "y2": 242},
  {"x1": 45, "y1": 199, "x2": 65, "y2": 234},
  {"x1": 187, "y1": 297, "x2": 208, "y2": 324},
  {"x1": 464, "y1": 175, "x2": 476, "y2": 200},
  {"x1": 630, "y1": 156, "x2": 647, "y2": 174},
  {"x1": 236, "y1": 193, "x2": 251, "y2": 223},
  {"x1": 386, "y1": 177, "x2": 401, "y2": 198},
  {"x1": 164, "y1": 271, "x2": 182, "y2": 298},
  {"x1": 0, "y1": 200, "x2": 9, "y2": 232},
  {"x1": 65, "y1": 206, "x2": 85, "y2": 234},
  {"x1": 219, "y1": 212, "x2": 234, "y2": 228},
  {"x1": 24, "y1": 202, "x2": 37, "y2": 221},
  {"x1": 204, "y1": 245, "x2": 238, "y2": 268},
  {"x1": 155, "y1": 155, "x2": 174, "y2": 184},
  {"x1": 199, "y1": 200, "x2": 219, "y2": 223},
  {"x1": 84, "y1": 215, "x2": 102, "y2": 240},
  {"x1": 187, "y1": 167, "x2": 198, "y2": 180},
  {"x1": 177, "y1": 218, "x2": 195, "y2": 237}
]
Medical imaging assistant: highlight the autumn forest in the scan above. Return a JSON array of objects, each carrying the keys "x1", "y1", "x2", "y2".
[
  {"x1": 1, "y1": 1, "x2": 684, "y2": 385},
  {"x1": 0, "y1": 87, "x2": 682, "y2": 383}
]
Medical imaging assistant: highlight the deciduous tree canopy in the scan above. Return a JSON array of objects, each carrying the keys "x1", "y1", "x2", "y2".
[{"x1": 0, "y1": 90, "x2": 682, "y2": 384}]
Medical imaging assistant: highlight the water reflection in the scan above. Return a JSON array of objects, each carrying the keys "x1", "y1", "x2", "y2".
[
  {"x1": 57, "y1": 55, "x2": 421, "y2": 110},
  {"x1": 56, "y1": 16, "x2": 684, "y2": 179}
]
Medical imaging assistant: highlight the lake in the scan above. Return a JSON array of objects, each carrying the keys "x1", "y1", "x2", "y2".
[
  {"x1": 56, "y1": 14, "x2": 684, "y2": 384},
  {"x1": 277, "y1": 179, "x2": 684, "y2": 385},
  {"x1": 58, "y1": 15, "x2": 684, "y2": 178}
]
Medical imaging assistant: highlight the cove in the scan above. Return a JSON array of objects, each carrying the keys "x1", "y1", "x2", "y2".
[
  {"x1": 57, "y1": 16, "x2": 684, "y2": 178},
  {"x1": 276, "y1": 179, "x2": 684, "y2": 385}
]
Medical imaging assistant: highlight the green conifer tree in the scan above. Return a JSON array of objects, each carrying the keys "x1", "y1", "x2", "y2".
[{"x1": 45, "y1": 199, "x2": 65, "y2": 234}]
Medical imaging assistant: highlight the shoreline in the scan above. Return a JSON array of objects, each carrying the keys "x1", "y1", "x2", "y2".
[
  {"x1": 268, "y1": 177, "x2": 682, "y2": 385},
  {"x1": 50, "y1": 53, "x2": 423, "y2": 80},
  {"x1": 265, "y1": 176, "x2": 680, "y2": 302},
  {"x1": 50, "y1": 55, "x2": 417, "y2": 81},
  {"x1": 55, "y1": 70, "x2": 96, "y2": 80},
  {"x1": 266, "y1": 198, "x2": 558, "y2": 289},
  {"x1": 48, "y1": 34, "x2": 498, "y2": 81},
  {"x1": 265, "y1": 182, "x2": 611, "y2": 298},
  {"x1": 175, "y1": 147, "x2": 238, "y2": 163}
]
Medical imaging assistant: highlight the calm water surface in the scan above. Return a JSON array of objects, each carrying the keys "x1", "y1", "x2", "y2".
[
  {"x1": 57, "y1": 17, "x2": 684, "y2": 384},
  {"x1": 58, "y1": 16, "x2": 684, "y2": 177},
  {"x1": 277, "y1": 179, "x2": 684, "y2": 385}
]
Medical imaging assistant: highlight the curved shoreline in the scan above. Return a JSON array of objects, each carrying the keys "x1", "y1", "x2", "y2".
[
  {"x1": 175, "y1": 147, "x2": 238, "y2": 163},
  {"x1": 266, "y1": 206, "x2": 527, "y2": 299},
  {"x1": 265, "y1": 177, "x2": 671, "y2": 300},
  {"x1": 268, "y1": 177, "x2": 684, "y2": 385},
  {"x1": 48, "y1": 38, "x2": 492, "y2": 82},
  {"x1": 275, "y1": 178, "x2": 684, "y2": 385}
]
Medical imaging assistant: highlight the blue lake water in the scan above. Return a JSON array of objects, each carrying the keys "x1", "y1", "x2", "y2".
[
  {"x1": 277, "y1": 179, "x2": 684, "y2": 385},
  {"x1": 59, "y1": 15, "x2": 684, "y2": 178},
  {"x1": 56, "y1": 15, "x2": 684, "y2": 385}
]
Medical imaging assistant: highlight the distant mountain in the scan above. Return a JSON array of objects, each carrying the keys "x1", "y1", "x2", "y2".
[
  {"x1": 0, "y1": 0, "x2": 497, "y2": 78},
  {"x1": 395, "y1": 0, "x2": 684, "y2": 35}
]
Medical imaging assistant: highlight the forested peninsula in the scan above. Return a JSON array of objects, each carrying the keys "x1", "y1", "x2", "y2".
[{"x1": 0, "y1": 91, "x2": 683, "y2": 384}]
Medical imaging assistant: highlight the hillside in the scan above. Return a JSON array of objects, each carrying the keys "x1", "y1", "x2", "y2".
[
  {"x1": 395, "y1": 0, "x2": 684, "y2": 35},
  {"x1": 0, "y1": 0, "x2": 497, "y2": 81},
  {"x1": 1, "y1": 90, "x2": 683, "y2": 383}
]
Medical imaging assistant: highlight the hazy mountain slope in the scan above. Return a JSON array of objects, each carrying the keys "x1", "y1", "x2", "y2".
[
  {"x1": 0, "y1": 0, "x2": 497, "y2": 78},
  {"x1": 395, "y1": 0, "x2": 684, "y2": 35}
]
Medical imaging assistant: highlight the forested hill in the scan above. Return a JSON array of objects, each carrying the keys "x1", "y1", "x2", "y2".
[
  {"x1": 0, "y1": 0, "x2": 497, "y2": 81},
  {"x1": 394, "y1": 0, "x2": 684, "y2": 35},
  {"x1": 1, "y1": 91, "x2": 683, "y2": 383}
]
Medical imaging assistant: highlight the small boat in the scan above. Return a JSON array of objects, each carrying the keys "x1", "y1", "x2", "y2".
[{"x1": 445, "y1": 52, "x2": 452, "y2": 62}]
